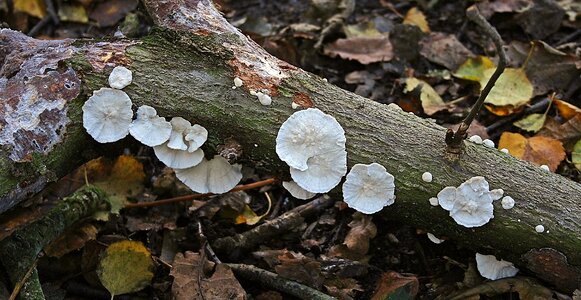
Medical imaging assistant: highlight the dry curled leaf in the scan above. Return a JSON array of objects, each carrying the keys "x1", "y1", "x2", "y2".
[
  {"x1": 371, "y1": 271, "x2": 419, "y2": 300},
  {"x1": 328, "y1": 212, "x2": 377, "y2": 261},
  {"x1": 420, "y1": 32, "x2": 474, "y2": 70},
  {"x1": 275, "y1": 251, "x2": 324, "y2": 289},
  {"x1": 403, "y1": 7, "x2": 430, "y2": 33},
  {"x1": 324, "y1": 37, "x2": 393, "y2": 64},
  {"x1": 403, "y1": 77, "x2": 447, "y2": 115},
  {"x1": 498, "y1": 132, "x2": 566, "y2": 171}
]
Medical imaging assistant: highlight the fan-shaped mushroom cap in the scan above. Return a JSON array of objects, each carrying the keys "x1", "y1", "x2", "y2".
[
  {"x1": 108, "y1": 66, "x2": 132, "y2": 89},
  {"x1": 167, "y1": 117, "x2": 192, "y2": 150},
  {"x1": 82, "y1": 88, "x2": 133, "y2": 143},
  {"x1": 282, "y1": 181, "x2": 317, "y2": 200},
  {"x1": 153, "y1": 145, "x2": 204, "y2": 169},
  {"x1": 475, "y1": 253, "x2": 519, "y2": 280},
  {"x1": 289, "y1": 148, "x2": 347, "y2": 193},
  {"x1": 185, "y1": 124, "x2": 208, "y2": 152},
  {"x1": 175, "y1": 155, "x2": 243, "y2": 194},
  {"x1": 342, "y1": 163, "x2": 396, "y2": 214},
  {"x1": 276, "y1": 108, "x2": 346, "y2": 171},
  {"x1": 129, "y1": 105, "x2": 172, "y2": 146}
]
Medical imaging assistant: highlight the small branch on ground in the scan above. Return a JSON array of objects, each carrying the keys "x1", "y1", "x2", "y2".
[
  {"x1": 212, "y1": 196, "x2": 335, "y2": 256},
  {"x1": 227, "y1": 263, "x2": 335, "y2": 300},
  {"x1": 445, "y1": 6, "x2": 507, "y2": 154}
]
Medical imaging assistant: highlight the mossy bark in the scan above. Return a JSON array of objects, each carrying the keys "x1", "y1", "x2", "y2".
[{"x1": 0, "y1": 0, "x2": 580, "y2": 292}]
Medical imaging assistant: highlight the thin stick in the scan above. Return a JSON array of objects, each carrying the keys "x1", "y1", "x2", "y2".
[
  {"x1": 124, "y1": 178, "x2": 276, "y2": 208},
  {"x1": 9, "y1": 258, "x2": 39, "y2": 300},
  {"x1": 446, "y1": 6, "x2": 507, "y2": 153}
]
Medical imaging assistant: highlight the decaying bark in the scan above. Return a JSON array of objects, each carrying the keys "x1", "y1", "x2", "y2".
[{"x1": 0, "y1": 0, "x2": 580, "y2": 292}]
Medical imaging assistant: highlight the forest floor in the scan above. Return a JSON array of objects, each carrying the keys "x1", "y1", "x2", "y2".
[{"x1": 0, "y1": 0, "x2": 580, "y2": 299}]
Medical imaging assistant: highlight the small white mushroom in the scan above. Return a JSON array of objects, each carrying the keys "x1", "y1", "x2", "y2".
[
  {"x1": 535, "y1": 224, "x2": 545, "y2": 233},
  {"x1": 129, "y1": 105, "x2": 172, "y2": 147},
  {"x1": 469, "y1": 135, "x2": 483, "y2": 144},
  {"x1": 175, "y1": 155, "x2": 243, "y2": 194},
  {"x1": 540, "y1": 165, "x2": 550, "y2": 172},
  {"x1": 233, "y1": 77, "x2": 243, "y2": 88},
  {"x1": 291, "y1": 102, "x2": 300, "y2": 109},
  {"x1": 483, "y1": 139, "x2": 495, "y2": 148},
  {"x1": 500, "y1": 148, "x2": 509, "y2": 154},
  {"x1": 501, "y1": 196, "x2": 515, "y2": 209},
  {"x1": 436, "y1": 177, "x2": 496, "y2": 228},
  {"x1": 82, "y1": 88, "x2": 133, "y2": 143},
  {"x1": 167, "y1": 117, "x2": 192, "y2": 150},
  {"x1": 290, "y1": 148, "x2": 347, "y2": 193},
  {"x1": 153, "y1": 145, "x2": 204, "y2": 169},
  {"x1": 342, "y1": 163, "x2": 396, "y2": 214},
  {"x1": 475, "y1": 253, "x2": 519, "y2": 280},
  {"x1": 490, "y1": 189, "x2": 504, "y2": 201},
  {"x1": 428, "y1": 197, "x2": 439, "y2": 206},
  {"x1": 257, "y1": 92, "x2": 272, "y2": 106},
  {"x1": 185, "y1": 124, "x2": 208, "y2": 152},
  {"x1": 108, "y1": 66, "x2": 132, "y2": 89},
  {"x1": 422, "y1": 172, "x2": 433, "y2": 183},
  {"x1": 282, "y1": 181, "x2": 316, "y2": 200},
  {"x1": 427, "y1": 233, "x2": 444, "y2": 244}
]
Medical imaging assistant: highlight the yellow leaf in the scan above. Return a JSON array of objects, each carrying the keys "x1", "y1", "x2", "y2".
[
  {"x1": 98, "y1": 240, "x2": 154, "y2": 297},
  {"x1": 573, "y1": 139, "x2": 581, "y2": 171},
  {"x1": 94, "y1": 155, "x2": 145, "y2": 215},
  {"x1": 58, "y1": 4, "x2": 89, "y2": 23},
  {"x1": 554, "y1": 99, "x2": 581, "y2": 120},
  {"x1": 481, "y1": 68, "x2": 533, "y2": 112},
  {"x1": 344, "y1": 22, "x2": 383, "y2": 38},
  {"x1": 404, "y1": 77, "x2": 446, "y2": 115},
  {"x1": 453, "y1": 56, "x2": 496, "y2": 82},
  {"x1": 13, "y1": 0, "x2": 46, "y2": 19},
  {"x1": 513, "y1": 113, "x2": 546, "y2": 133},
  {"x1": 234, "y1": 193, "x2": 272, "y2": 225},
  {"x1": 403, "y1": 7, "x2": 430, "y2": 33}
]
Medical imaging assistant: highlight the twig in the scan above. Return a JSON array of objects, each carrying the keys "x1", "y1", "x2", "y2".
[
  {"x1": 212, "y1": 196, "x2": 334, "y2": 255},
  {"x1": 448, "y1": 277, "x2": 553, "y2": 300},
  {"x1": 9, "y1": 258, "x2": 39, "y2": 300},
  {"x1": 27, "y1": 16, "x2": 50, "y2": 37},
  {"x1": 43, "y1": 0, "x2": 59, "y2": 25},
  {"x1": 226, "y1": 264, "x2": 335, "y2": 300},
  {"x1": 124, "y1": 178, "x2": 276, "y2": 209},
  {"x1": 445, "y1": 6, "x2": 507, "y2": 153}
]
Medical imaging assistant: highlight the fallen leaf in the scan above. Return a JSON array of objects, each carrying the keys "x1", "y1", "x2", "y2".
[
  {"x1": 44, "y1": 223, "x2": 99, "y2": 258},
  {"x1": 538, "y1": 115, "x2": 581, "y2": 150},
  {"x1": 573, "y1": 139, "x2": 581, "y2": 171},
  {"x1": 325, "y1": 278, "x2": 363, "y2": 300},
  {"x1": 475, "y1": 0, "x2": 531, "y2": 18},
  {"x1": 344, "y1": 21, "x2": 384, "y2": 38},
  {"x1": 324, "y1": 37, "x2": 393, "y2": 64},
  {"x1": 498, "y1": 132, "x2": 566, "y2": 171},
  {"x1": 275, "y1": 251, "x2": 324, "y2": 289},
  {"x1": 403, "y1": 77, "x2": 447, "y2": 115},
  {"x1": 513, "y1": 113, "x2": 546, "y2": 133},
  {"x1": 403, "y1": 7, "x2": 430, "y2": 33},
  {"x1": 371, "y1": 271, "x2": 419, "y2": 300},
  {"x1": 95, "y1": 155, "x2": 145, "y2": 216},
  {"x1": 97, "y1": 240, "x2": 154, "y2": 297},
  {"x1": 89, "y1": 0, "x2": 138, "y2": 27},
  {"x1": 328, "y1": 213, "x2": 377, "y2": 261},
  {"x1": 556, "y1": 0, "x2": 581, "y2": 21},
  {"x1": 505, "y1": 41, "x2": 581, "y2": 96},
  {"x1": 514, "y1": 0, "x2": 564, "y2": 39},
  {"x1": 453, "y1": 56, "x2": 496, "y2": 82},
  {"x1": 554, "y1": 99, "x2": 581, "y2": 120},
  {"x1": 482, "y1": 68, "x2": 534, "y2": 115},
  {"x1": 420, "y1": 32, "x2": 474, "y2": 70},
  {"x1": 13, "y1": 0, "x2": 46, "y2": 19},
  {"x1": 171, "y1": 251, "x2": 246, "y2": 300},
  {"x1": 58, "y1": 3, "x2": 89, "y2": 23}
]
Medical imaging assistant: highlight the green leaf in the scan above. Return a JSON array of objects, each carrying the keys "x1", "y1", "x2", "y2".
[
  {"x1": 573, "y1": 139, "x2": 581, "y2": 171},
  {"x1": 453, "y1": 56, "x2": 496, "y2": 82},
  {"x1": 513, "y1": 113, "x2": 546, "y2": 132}
]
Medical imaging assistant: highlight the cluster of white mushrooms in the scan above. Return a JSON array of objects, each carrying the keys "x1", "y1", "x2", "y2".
[{"x1": 82, "y1": 66, "x2": 242, "y2": 194}]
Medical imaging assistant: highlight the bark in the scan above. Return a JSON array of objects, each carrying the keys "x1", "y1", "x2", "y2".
[{"x1": 0, "y1": 0, "x2": 580, "y2": 292}]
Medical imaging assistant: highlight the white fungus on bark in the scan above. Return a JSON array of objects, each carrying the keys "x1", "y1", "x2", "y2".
[
  {"x1": 167, "y1": 117, "x2": 192, "y2": 150},
  {"x1": 422, "y1": 172, "x2": 433, "y2": 183},
  {"x1": 129, "y1": 105, "x2": 172, "y2": 147},
  {"x1": 185, "y1": 125, "x2": 208, "y2": 152},
  {"x1": 500, "y1": 148, "x2": 509, "y2": 154},
  {"x1": 108, "y1": 66, "x2": 132, "y2": 89},
  {"x1": 233, "y1": 77, "x2": 243, "y2": 88},
  {"x1": 282, "y1": 181, "x2": 317, "y2": 200},
  {"x1": 436, "y1": 177, "x2": 503, "y2": 228},
  {"x1": 276, "y1": 108, "x2": 347, "y2": 193},
  {"x1": 153, "y1": 145, "x2": 204, "y2": 169},
  {"x1": 175, "y1": 155, "x2": 243, "y2": 194},
  {"x1": 469, "y1": 135, "x2": 483, "y2": 144},
  {"x1": 501, "y1": 196, "x2": 515, "y2": 209},
  {"x1": 535, "y1": 225, "x2": 545, "y2": 233},
  {"x1": 428, "y1": 197, "x2": 439, "y2": 206},
  {"x1": 483, "y1": 139, "x2": 495, "y2": 148},
  {"x1": 256, "y1": 92, "x2": 272, "y2": 106},
  {"x1": 475, "y1": 253, "x2": 519, "y2": 280},
  {"x1": 342, "y1": 163, "x2": 396, "y2": 214},
  {"x1": 153, "y1": 117, "x2": 208, "y2": 169},
  {"x1": 427, "y1": 233, "x2": 444, "y2": 244},
  {"x1": 82, "y1": 87, "x2": 133, "y2": 143},
  {"x1": 540, "y1": 165, "x2": 550, "y2": 172}
]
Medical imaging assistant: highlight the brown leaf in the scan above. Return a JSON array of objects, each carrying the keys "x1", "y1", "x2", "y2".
[
  {"x1": 44, "y1": 223, "x2": 98, "y2": 258},
  {"x1": 475, "y1": 0, "x2": 531, "y2": 18},
  {"x1": 554, "y1": 99, "x2": 581, "y2": 121},
  {"x1": 420, "y1": 32, "x2": 474, "y2": 70},
  {"x1": 538, "y1": 115, "x2": 581, "y2": 150},
  {"x1": 371, "y1": 271, "x2": 419, "y2": 300},
  {"x1": 275, "y1": 251, "x2": 324, "y2": 289},
  {"x1": 324, "y1": 37, "x2": 393, "y2": 64},
  {"x1": 513, "y1": 0, "x2": 564, "y2": 39},
  {"x1": 498, "y1": 132, "x2": 566, "y2": 171},
  {"x1": 324, "y1": 278, "x2": 363, "y2": 300},
  {"x1": 89, "y1": 0, "x2": 138, "y2": 27},
  {"x1": 403, "y1": 7, "x2": 430, "y2": 33},
  {"x1": 328, "y1": 213, "x2": 377, "y2": 261}
]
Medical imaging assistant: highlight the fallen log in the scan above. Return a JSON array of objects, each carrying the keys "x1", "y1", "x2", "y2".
[{"x1": 0, "y1": 0, "x2": 580, "y2": 292}]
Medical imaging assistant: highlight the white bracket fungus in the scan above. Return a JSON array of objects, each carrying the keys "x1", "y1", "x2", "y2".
[
  {"x1": 501, "y1": 196, "x2": 515, "y2": 209},
  {"x1": 475, "y1": 253, "x2": 519, "y2": 280},
  {"x1": 153, "y1": 145, "x2": 204, "y2": 169},
  {"x1": 342, "y1": 163, "x2": 396, "y2": 214},
  {"x1": 82, "y1": 87, "x2": 133, "y2": 143},
  {"x1": 427, "y1": 233, "x2": 444, "y2": 244},
  {"x1": 108, "y1": 66, "x2": 132, "y2": 89},
  {"x1": 175, "y1": 155, "x2": 243, "y2": 194},
  {"x1": 185, "y1": 125, "x2": 209, "y2": 152},
  {"x1": 129, "y1": 105, "x2": 172, "y2": 147},
  {"x1": 535, "y1": 224, "x2": 545, "y2": 233},
  {"x1": 422, "y1": 172, "x2": 433, "y2": 183},
  {"x1": 282, "y1": 181, "x2": 317, "y2": 200},
  {"x1": 167, "y1": 117, "x2": 193, "y2": 150},
  {"x1": 436, "y1": 176, "x2": 503, "y2": 228},
  {"x1": 153, "y1": 117, "x2": 208, "y2": 169},
  {"x1": 276, "y1": 108, "x2": 347, "y2": 193},
  {"x1": 468, "y1": 135, "x2": 483, "y2": 144},
  {"x1": 483, "y1": 139, "x2": 495, "y2": 148}
]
